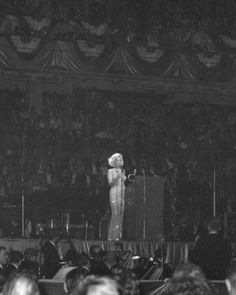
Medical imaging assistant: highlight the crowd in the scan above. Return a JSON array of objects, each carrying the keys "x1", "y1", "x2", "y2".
[{"x1": 0, "y1": 218, "x2": 235, "y2": 295}]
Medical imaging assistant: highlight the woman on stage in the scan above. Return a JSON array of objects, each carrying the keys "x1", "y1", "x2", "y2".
[{"x1": 107, "y1": 153, "x2": 126, "y2": 241}]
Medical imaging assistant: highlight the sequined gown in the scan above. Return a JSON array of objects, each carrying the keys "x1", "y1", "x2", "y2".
[{"x1": 107, "y1": 168, "x2": 126, "y2": 240}]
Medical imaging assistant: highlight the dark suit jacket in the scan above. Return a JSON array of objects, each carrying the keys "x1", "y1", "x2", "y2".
[
  {"x1": 4, "y1": 264, "x2": 17, "y2": 278},
  {"x1": 42, "y1": 241, "x2": 61, "y2": 278},
  {"x1": 189, "y1": 233, "x2": 232, "y2": 279},
  {"x1": 90, "y1": 260, "x2": 113, "y2": 277},
  {"x1": 20, "y1": 259, "x2": 39, "y2": 273}
]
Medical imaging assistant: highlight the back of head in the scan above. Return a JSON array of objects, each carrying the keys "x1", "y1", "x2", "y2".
[
  {"x1": 72, "y1": 275, "x2": 122, "y2": 295},
  {"x1": 173, "y1": 263, "x2": 205, "y2": 281},
  {"x1": 172, "y1": 263, "x2": 214, "y2": 295},
  {"x1": 64, "y1": 268, "x2": 85, "y2": 294},
  {"x1": 2, "y1": 273, "x2": 40, "y2": 295}
]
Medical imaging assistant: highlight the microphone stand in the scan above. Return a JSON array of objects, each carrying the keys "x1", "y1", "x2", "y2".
[
  {"x1": 21, "y1": 125, "x2": 26, "y2": 237},
  {"x1": 142, "y1": 169, "x2": 146, "y2": 240},
  {"x1": 38, "y1": 231, "x2": 44, "y2": 278}
]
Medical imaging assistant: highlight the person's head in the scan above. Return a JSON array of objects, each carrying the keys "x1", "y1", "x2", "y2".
[
  {"x1": 24, "y1": 248, "x2": 38, "y2": 262},
  {"x1": 9, "y1": 251, "x2": 23, "y2": 266},
  {"x1": 108, "y1": 154, "x2": 124, "y2": 168},
  {"x1": 173, "y1": 263, "x2": 206, "y2": 281},
  {"x1": 71, "y1": 275, "x2": 122, "y2": 295},
  {"x1": 172, "y1": 263, "x2": 215, "y2": 295},
  {"x1": 89, "y1": 246, "x2": 104, "y2": 262},
  {"x1": 207, "y1": 218, "x2": 221, "y2": 233},
  {"x1": 2, "y1": 273, "x2": 40, "y2": 295},
  {"x1": 226, "y1": 262, "x2": 236, "y2": 294},
  {"x1": 0, "y1": 247, "x2": 8, "y2": 266},
  {"x1": 64, "y1": 268, "x2": 85, "y2": 294}
]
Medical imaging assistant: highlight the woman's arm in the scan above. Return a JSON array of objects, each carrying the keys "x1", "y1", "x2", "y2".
[{"x1": 107, "y1": 169, "x2": 119, "y2": 186}]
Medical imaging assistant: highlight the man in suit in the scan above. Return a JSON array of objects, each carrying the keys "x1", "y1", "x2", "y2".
[
  {"x1": 41, "y1": 229, "x2": 62, "y2": 278},
  {"x1": 189, "y1": 218, "x2": 232, "y2": 279}
]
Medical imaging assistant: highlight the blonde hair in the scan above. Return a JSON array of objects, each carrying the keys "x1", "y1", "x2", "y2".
[
  {"x1": 72, "y1": 275, "x2": 122, "y2": 295},
  {"x1": 108, "y1": 153, "x2": 123, "y2": 168},
  {"x1": 3, "y1": 274, "x2": 40, "y2": 295}
]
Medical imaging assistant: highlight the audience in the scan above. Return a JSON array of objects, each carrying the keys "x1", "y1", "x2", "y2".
[{"x1": 0, "y1": 245, "x2": 233, "y2": 295}]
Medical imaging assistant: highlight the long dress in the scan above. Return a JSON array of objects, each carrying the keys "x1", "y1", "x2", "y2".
[{"x1": 107, "y1": 168, "x2": 126, "y2": 240}]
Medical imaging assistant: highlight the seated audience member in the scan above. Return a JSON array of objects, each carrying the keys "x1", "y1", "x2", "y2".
[
  {"x1": 189, "y1": 217, "x2": 232, "y2": 280},
  {"x1": 2, "y1": 272, "x2": 40, "y2": 295},
  {"x1": 5, "y1": 250, "x2": 23, "y2": 278},
  {"x1": 20, "y1": 248, "x2": 39, "y2": 276},
  {"x1": 0, "y1": 247, "x2": 8, "y2": 290},
  {"x1": 71, "y1": 275, "x2": 122, "y2": 295},
  {"x1": 41, "y1": 229, "x2": 62, "y2": 278},
  {"x1": 226, "y1": 262, "x2": 236, "y2": 295}
]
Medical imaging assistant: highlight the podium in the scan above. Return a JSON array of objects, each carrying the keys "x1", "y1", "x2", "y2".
[{"x1": 124, "y1": 176, "x2": 164, "y2": 240}]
